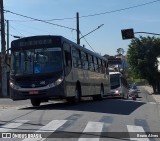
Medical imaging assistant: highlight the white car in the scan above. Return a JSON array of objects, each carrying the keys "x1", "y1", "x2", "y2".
[{"x1": 129, "y1": 85, "x2": 138, "y2": 97}]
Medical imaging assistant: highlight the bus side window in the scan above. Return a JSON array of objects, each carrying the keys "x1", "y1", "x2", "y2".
[
  {"x1": 102, "y1": 60, "x2": 105, "y2": 74},
  {"x1": 94, "y1": 57, "x2": 98, "y2": 72},
  {"x1": 72, "y1": 48, "x2": 81, "y2": 68},
  {"x1": 65, "y1": 51, "x2": 71, "y2": 67},
  {"x1": 81, "y1": 51, "x2": 88, "y2": 70},
  {"x1": 88, "y1": 54, "x2": 94, "y2": 71},
  {"x1": 98, "y1": 58, "x2": 102, "y2": 73},
  {"x1": 63, "y1": 43, "x2": 72, "y2": 75},
  {"x1": 106, "y1": 62, "x2": 109, "y2": 75}
]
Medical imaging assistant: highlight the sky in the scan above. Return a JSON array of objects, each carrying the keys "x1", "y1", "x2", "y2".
[{"x1": 2, "y1": 0, "x2": 160, "y2": 56}]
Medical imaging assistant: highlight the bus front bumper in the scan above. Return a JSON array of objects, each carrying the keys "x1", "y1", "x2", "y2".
[{"x1": 10, "y1": 85, "x2": 65, "y2": 101}]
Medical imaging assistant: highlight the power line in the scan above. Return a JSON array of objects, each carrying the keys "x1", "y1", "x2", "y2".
[
  {"x1": 80, "y1": 0, "x2": 160, "y2": 18},
  {"x1": 9, "y1": 24, "x2": 24, "y2": 36},
  {"x1": 4, "y1": 9, "x2": 76, "y2": 30},
  {"x1": 6, "y1": 0, "x2": 160, "y2": 22},
  {"x1": 80, "y1": 32, "x2": 96, "y2": 53},
  {"x1": 9, "y1": 21, "x2": 52, "y2": 36},
  {"x1": 0, "y1": 29, "x2": 23, "y2": 38}
]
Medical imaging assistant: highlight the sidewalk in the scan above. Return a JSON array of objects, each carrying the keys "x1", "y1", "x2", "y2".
[
  {"x1": 143, "y1": 85, "x2": 160, "y2": 104},
  {"x1": 0, "y1": 97, "x2": 31, "y2": 111}
]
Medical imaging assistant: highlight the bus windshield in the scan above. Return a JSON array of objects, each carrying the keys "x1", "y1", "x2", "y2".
[
  {"x1": 10, "y1": 47, "x2": 63, "y2": 75},
  {"x1": 110, "y1": 74, "x2": 121, "y2": 89}
]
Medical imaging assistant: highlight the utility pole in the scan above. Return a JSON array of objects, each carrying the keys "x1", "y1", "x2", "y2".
[
  {"x1": 7, "y1": 20, "x2": 9, "y2": 56},
  {"x1": 0, "y1": 0, "x2": 8, "y2": 97},
  {"x1": 76, "y1": 12, "x2": 80, "y2": 45}
]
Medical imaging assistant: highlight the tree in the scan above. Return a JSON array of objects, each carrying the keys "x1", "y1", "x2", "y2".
[
  {"x1": 117, "y1": 48, "x2": 125, "y2": 55},
  {"x1": 127, "y1": 36, "x2": 160, "y2": 93}
]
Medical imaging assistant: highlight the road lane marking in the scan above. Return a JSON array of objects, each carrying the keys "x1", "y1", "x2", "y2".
[
  {"x1": 22, "y1": 120, "x2": 67, "y2": 141},
  {"x1": 0, "y1": 120, "x2": 29, "y2": 132},
  {"x1": 148, "y1": 102, "x2": 156, "y2": 104},
  {"x1": 127, "y1": 125, "x2": 150, "y2": 141},
  {"x1": 78, "y1": 121, "x2": 103, "y2": 141}
]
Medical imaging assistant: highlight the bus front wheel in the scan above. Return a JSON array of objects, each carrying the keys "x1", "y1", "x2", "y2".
[{"x1": 30, "y1": 99, "x2": 41, "y2": 107}]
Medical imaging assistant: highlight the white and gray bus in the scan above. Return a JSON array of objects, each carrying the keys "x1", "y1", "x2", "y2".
[
  {"x1": 109, "y1": 71, "x2": 128, "y2": 99},
  {"x1": 10, "y1": 35, "x2": 110, "y2": 106}
]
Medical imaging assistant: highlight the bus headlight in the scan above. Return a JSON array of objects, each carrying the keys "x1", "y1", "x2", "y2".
[
  {"x1": 115, "y1": 90, "x2": 119, "y2": 94},
  {"x1": 55, "y1": 78, "x2": 63, "y2": 85},
  {"x1": 48, "y1": 77, "x2": 63, "y2": 88},
  {"x1": 10, "y1": 81, "x2": 20, "y2": 90}
]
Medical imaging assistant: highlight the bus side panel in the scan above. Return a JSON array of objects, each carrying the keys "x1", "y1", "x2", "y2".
[
  {"x1": 65, "y1": 68, "x2": 110, "y2": 97},
  {"x1": 64, "y1": 70, "x2": 75, "y2": 97}
]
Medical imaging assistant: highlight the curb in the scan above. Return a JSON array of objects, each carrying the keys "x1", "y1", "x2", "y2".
[{"x1": 142, "y1": 86, "x2": 160, "y2": 103}]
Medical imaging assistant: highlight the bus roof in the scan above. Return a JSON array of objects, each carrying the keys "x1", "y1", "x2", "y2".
[{"x1": 11, "y1": 35, "x2": 107, "y2": 61}]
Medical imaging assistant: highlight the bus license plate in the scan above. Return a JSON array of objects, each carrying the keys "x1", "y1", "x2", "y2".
[{"x1": 29, "y1": 91, "x2": 39, "y2": 94}]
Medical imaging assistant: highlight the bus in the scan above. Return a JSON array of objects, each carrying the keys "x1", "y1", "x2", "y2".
[
  {"x1": 109, "y1": 71, "x2": 128, "y2": 99},
  {"x1": 10, "y1": 35, "x2": 110, "y2": 106}
]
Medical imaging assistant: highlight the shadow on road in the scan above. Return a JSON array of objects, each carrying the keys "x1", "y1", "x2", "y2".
[{"x1": 20, "y1": 98, "x2": 145, "y2": 115}]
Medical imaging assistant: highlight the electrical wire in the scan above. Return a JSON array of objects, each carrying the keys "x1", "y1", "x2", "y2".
[
  {"x1": 4, "y1": 10, "x2": 76, "y2": 30},
  {"x1": 80, "y1": 32, "x2": 96, "y2": 53},
  {"x1": 6, "y1": 0, "x2": 160, "y2": 22},
  {"x1": 80, "y1": 0, "x2": 160, "y2": 18},
  {"x1": 10, "y1": 20, "x2": 54, "y2": 35},
  {"x1": 10, "y1": 24, "x2": 24, "y2": 36},
  {"x1": 0, "y1": 29, "x2": 22, "y2": 38}
]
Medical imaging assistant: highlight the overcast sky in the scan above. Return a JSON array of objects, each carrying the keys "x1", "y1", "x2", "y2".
[{"x1": 2, "y1": 0, "x2": 160, "y2": 55}]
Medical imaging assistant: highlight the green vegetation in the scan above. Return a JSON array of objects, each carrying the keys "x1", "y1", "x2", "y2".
[{"x1": 127, "y1": 36, "x2": 160, "y2": 93}]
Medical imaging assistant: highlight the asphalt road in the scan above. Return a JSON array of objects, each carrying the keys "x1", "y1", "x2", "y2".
[{"x1": 0, "y1": 86, "x2": 160, "y2": 141}]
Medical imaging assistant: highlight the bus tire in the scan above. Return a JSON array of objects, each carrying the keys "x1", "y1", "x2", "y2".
[
  {"x1": 97, "y1": 86, "x2": 104, "y2": 100},
  {"x1": 73, "y1": 89, "x2": 80, "y2": 104},
  {"x1": 31, "y1": 99, "x2": 41, "y2": 107},
  {"x1": 67, "y1": 89, "x2": 80, "y2": 104}
]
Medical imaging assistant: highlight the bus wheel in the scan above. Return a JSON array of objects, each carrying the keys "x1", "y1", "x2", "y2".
[
  {"x1": 67, "y1": 89, "x2": 80, "y2": 104},
  {"x1": 73, "y1": 89, "x2": 80, "y2": 104},
  {"x1": 30, "y1": 99, "x2": 41, "y2": 107},
  {"x1": 98, "y1": 86, "x2": 104, "y2": 100}
]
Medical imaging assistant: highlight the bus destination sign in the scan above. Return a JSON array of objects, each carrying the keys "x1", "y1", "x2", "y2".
[{"x1": 18, "y1": 39, "x2": 52, "y2": 47}]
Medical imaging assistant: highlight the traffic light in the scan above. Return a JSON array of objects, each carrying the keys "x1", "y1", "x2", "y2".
[{"x1": 121, "y1": 28, "x2": 134, "y2": 40}]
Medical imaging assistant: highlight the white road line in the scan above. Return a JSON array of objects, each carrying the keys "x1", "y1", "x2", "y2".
[
  {"x1": 127, "y1": 125, "x2": 150, "y2": 141},
  {"x1": 148, "y1": 102, "x2": 156, "y2": 104},
  {"x1": 37, "y1": 120, "x2": 67, "y2": 132},
  {"x1": 22, "y1": 120, "x2": 67, "y2": 141},
  {"x1": 78, "y1": 121, "x2": 103, "y2": 141},
  {"x1": 0, "y1": 120, "x2": 29, "y2": 132}
]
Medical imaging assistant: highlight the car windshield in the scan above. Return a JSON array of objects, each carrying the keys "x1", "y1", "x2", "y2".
[
  {"x1": 132, "y1": 85, "x2": 137, "y2": 89},
  {"x1": 10, "y1": 48, "x2": 63, "y2": 75}
]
